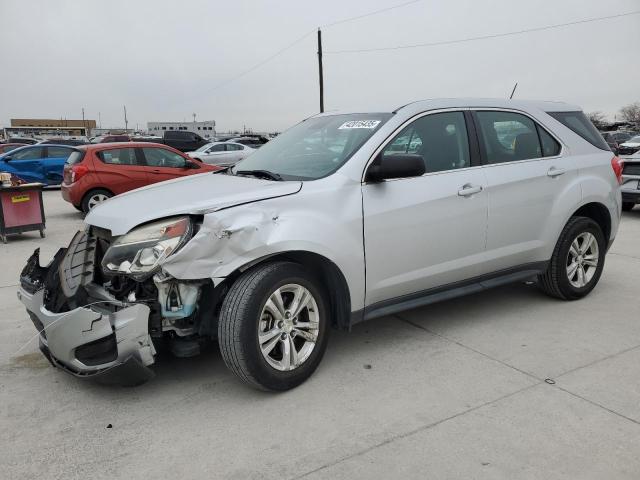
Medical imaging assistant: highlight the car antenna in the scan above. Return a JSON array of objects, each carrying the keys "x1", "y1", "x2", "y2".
[{"x1": 509, "y1": 82, "x2": 518, "y2": 99}]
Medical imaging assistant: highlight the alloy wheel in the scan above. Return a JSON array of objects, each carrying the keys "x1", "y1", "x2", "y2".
[
  {"x1": 258, "y1": 284, "x2": 320, "y2": 371},
  {"x1": 566, "y1": 232, "x2": 599, "y2": 288},
  {"x1": 87, "y1": 193, "x2": 109, "y2": 210}
]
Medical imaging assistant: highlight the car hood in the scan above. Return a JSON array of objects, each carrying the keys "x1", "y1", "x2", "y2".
[
  {"x1": 620, "y1": 142, "x2": 640, "y2": 147},
  {"x1": 85, "y1": 172, "x2": 302, "y2": 235}
]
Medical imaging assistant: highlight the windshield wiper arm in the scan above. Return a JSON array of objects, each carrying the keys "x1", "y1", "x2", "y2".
[{"x1": 236, "y1": 169, "x2": 283, "y2": 181}]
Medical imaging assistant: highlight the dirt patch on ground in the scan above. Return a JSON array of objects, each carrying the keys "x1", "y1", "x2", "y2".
[{"x1": 11, "y1": 352, "x2": 49, "y2": 369}]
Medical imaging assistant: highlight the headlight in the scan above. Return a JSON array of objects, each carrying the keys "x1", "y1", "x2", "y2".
[{"x1": 102, "y1": 216, "x2": 192, "y2": 280}]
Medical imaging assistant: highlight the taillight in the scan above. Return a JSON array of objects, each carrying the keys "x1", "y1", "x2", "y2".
[
  {"x1": 70, "y1": 164, "x2": 89, "y2": 183},
  {"x1": 611, "y1": 156, "x2": 623, "y2": 185}
]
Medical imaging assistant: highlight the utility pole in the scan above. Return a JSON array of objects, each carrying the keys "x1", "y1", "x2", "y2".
[
  {"x1": 509, "y1": 82, "x2": 518, "y2": 99},
  {"x1": 123, "y1": 105, "x2": 128, "y2": 133},
  {"x1": 98, "y1": 112, "x2": 102, "y2": 130},
  {"x1": 317, "y1": 28, "x2": 324, "y2": 113},
  {"x1": 82, "y1": 107, "x2": 86, "y2": 137}
]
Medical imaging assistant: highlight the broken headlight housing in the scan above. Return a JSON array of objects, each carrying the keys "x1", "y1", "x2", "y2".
[{"x1": 102, "y1": 216, "x2": 192, "y2": 280}]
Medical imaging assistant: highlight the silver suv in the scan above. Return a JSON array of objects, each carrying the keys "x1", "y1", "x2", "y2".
[{"x1": 18, "y1": 99, "x2": 622, "y2": 390}]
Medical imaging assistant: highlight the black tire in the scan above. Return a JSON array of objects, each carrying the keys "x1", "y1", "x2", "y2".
[
  {"x1": 538, "y1": 216, "x2": 606, "y2": 300},
  {"x1": 622, "y1": 202, "x2": 635, "y2": 212},
  {"x1": 81, "y1": 189, "x2": 113, "y2": 213},
  {"x1": 218, "y1": 261, "x2": 330, "y2": 391},
  {"x1": 73, "y1": 204, "x2": 83, "y2": 212}
]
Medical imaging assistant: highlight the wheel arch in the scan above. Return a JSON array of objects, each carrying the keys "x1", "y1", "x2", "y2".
[
  {"x1": 222, "y1": 250, "x2": 353, "y2": 331},
  {"x1": 570, "y1": 202, "x2": 612, "y2": 243}
]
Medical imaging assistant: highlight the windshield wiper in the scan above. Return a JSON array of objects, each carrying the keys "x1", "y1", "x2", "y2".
[{"x1": 236, "y1": 169, "x2": 283, "y2": 181}]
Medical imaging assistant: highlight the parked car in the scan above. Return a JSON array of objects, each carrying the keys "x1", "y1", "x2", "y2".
[
  {"x1": 0, "y1": 144, "x2": 76, "y2": 185},
  {"x1": 4, "y1": 137, "x2": 39, "y2": 145},
  {"x1": 92, "y1": 134, "x2": 131, "y2": 143},
  {"x1": 227, "y1": 135, "x2": 269, "y2": 148},
  {"x1": 149, "y1": 130, "x2": 209, "y2": 152},
  {"x1": 18, "y1": 99, "x2": 621, "y2": 391},
  {"x1": 186, "y1": 141, "x2": 254, "y2": 166},
  {"x1": 618, "y1": 135, "x2": 640, "y2": 157},
  {"x1": 38, "y1": 138, "x2": 89, "y2": 146},
  {"x1": 600, "y1": 131, "x2": 634, "y2": 154},
  {"x1": 621, "y1": 148, "x2": 640, "y2": 211},
  {"x1": 60, "y1": 142, "x2": 219, "y2": 212},
  {"x1": 0, "y1": 143, "x2": 27, "y2": 154}
]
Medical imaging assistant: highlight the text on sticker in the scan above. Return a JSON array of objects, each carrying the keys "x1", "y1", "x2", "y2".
[
  {"x1": 338, "y1": 120, "x2": 381, "y2": 129},
  {"x1": 11, "y1": 194, "x2": 30, "y2": 203}
]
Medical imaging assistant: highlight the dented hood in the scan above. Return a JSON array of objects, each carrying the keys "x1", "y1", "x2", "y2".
[{"x1": 85, "y1": 172, "x2": 302, "y2": 235}]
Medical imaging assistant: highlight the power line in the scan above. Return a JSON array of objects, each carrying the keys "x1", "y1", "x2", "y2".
[
  {"x1": 325, "y1": 10, "x2": 640, "y2": 54},
  {"x1": 182, "y1": 0, "x2": 424, "y2": 101},
  {"x1": 322, "y1": 0, "x2": 422, "y2": 28}
]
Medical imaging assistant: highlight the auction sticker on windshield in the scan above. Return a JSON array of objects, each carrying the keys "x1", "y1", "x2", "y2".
[{"x1": 338, "y1": 120, "x2": 381, "y2": 129}]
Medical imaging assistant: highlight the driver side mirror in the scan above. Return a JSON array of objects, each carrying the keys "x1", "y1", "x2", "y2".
[
  {"x1": 184, "y1": 161, "x2": 200, "y2": 169},
  {"x1": 366, "y1": 153, "x2": 425, "y2": 182}
]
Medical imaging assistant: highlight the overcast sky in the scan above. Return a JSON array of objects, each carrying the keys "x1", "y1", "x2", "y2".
[{"x1": 0, "y1": 0, "x2": 638, "y2": 133}]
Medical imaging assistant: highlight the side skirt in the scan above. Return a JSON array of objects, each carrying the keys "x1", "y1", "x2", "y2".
[{"x1": 351, "y1": 262, "x2": 548, "y2": 326}]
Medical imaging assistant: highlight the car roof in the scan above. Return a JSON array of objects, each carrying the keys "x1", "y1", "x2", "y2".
[
  {"x1": 312, "y1": 98, "x2": 583, "y2": 118},
  {"x1": 77, "y1": 142, "x2": 171, "y2": 151}
]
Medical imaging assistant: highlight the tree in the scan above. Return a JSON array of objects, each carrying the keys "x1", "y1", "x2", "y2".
[
  {"x1": 619, "y1": 102, "x2": 640, "y2": 124},
  {"x1": 587, "y1": 111, "x2": 607, "y2": 129}
]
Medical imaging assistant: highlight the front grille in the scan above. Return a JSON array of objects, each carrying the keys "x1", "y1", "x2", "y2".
[{"x1": 623, "y1": 163, "x2": 640, "y2": 176}]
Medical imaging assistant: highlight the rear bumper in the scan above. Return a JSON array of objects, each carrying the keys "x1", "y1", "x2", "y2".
[
  {"x1": 60, "y1": 183, "x2": 79, "y2": 205},
  {"x1": 621, "y1": 176, "x2": 640, "y2": 204},
  {"x1": 18, "y1": 247, "x2": 156, "y2": 385}
]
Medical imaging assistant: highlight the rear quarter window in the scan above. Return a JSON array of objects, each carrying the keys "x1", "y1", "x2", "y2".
[
  {"x1": 65, "y1": 151, "x2": 86, "y2": 165},
  {"x1": 548, "y1": 111, "x2": 610, "y2": 151}
]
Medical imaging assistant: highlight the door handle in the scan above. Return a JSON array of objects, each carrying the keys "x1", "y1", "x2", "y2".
[
  {"x1": 458, "y1": 184, "x2": 483, "y2": 197},
  {"x1": 547, "y1": 167, "x2": 566, "y2": 177},
  {"x1": 150, "y1": 169, "x2": 162, "y2": 174}
]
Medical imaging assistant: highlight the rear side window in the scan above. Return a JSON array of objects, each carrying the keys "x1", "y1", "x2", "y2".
[
  {"x1": 47, "y1": 146, "x2": 72, "y2": 158},
  {"x1": 547, "y1": 111, "x2": 610, "y2": 151},
  {"x1": 97, "y1": 148, "x2": 138, "y2": 165},
  {"x1": 65, "y1": 151, "x2": 86, "y2": 165},
  {"x1": 475, "y1": 111, "x2": 561, "y2": 163},
  {"x1": 537, "y1": 126, "x2": 561, "y2": 157}
]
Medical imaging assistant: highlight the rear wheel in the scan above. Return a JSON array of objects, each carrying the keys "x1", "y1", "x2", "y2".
[
  {"x1": 538, "y1": 216, "x2": 606, "y2": 300},
  {"x1": 81, "y1": 189, "x2": 113, "y2": 213},
  {"x1": 622, "y1": 202, "x2": 635, "y2": 212},
  {"x1": 218, "y1": 261, "x2": 330, "y2": 391}
]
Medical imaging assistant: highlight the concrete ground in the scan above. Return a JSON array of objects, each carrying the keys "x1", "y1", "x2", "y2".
[{"x1": 1, "y1": 190, "x2": 640, "y2": 480}]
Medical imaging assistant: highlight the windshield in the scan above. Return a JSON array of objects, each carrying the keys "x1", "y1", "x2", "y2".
[
  {"x1": 231, "y1": 113, "x2": 392, "y2": 180},
  {"x1": 196, "y1": 143, "x2": 214, "y2": 152}
]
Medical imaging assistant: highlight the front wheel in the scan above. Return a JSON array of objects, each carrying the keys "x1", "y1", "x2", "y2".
[
  {"x1": 538, "y1": 216, "x2": 606, "y2": 300},
  {"x1": 218, "y1": 261, "x2": 330, "y2": 391}
]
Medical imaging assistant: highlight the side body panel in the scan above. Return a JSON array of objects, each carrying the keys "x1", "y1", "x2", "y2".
[
  {"x1": 163, "y1": 175, "x2": 367, "y2": 310},
  {"x1": 480, "y1": 155, "x2": 580, "y2": 271},
  {"x1": 93, "y1": 148, "x2": 150, "y2": 195},
  {"x1": 362, "y1": 168, "x2": 488, "y2": 305}
]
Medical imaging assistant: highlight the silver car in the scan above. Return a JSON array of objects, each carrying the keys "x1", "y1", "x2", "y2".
[
  {"x1": 186, "y1": 141, "x2": 253, "y2": 166},
  {"x1": 18, "y1": 98, "x2": 622, "y2": 390}
]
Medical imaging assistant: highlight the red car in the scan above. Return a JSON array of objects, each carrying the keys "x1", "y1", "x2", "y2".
[{"x1": 61, "y1": 142, "x2": 219, "y2": 212}]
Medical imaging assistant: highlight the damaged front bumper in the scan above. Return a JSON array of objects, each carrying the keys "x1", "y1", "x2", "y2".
[{"x1": 18, "y1": 248, "x2": 156, "y2": 385}]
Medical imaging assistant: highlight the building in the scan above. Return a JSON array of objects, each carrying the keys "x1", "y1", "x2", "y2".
[
  {"x1": 147, "y1": 120, "x2": 216, "y2": 138},
  {"x1": 6, "y1": 118, "x2": 97, "y2": 137}
]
